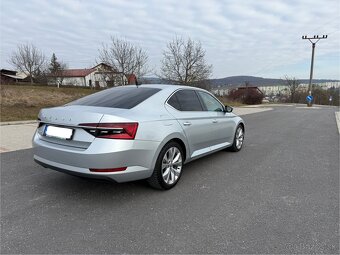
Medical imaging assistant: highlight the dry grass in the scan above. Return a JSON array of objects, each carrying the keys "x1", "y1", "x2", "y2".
[
  {"x1": 0, "y1": 85, "x2": 96, "y2": 121},
  {"x1": 0, "y1": 84, "x2": 248, "y2": 122}
]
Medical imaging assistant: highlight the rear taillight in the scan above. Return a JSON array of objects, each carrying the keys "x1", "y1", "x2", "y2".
[
  {"x1": 37, "y1": 118, "x2": 43, "y2": 128},
  {"x1": 80, "y1": 123, "x2": 138, "y2": 140}
]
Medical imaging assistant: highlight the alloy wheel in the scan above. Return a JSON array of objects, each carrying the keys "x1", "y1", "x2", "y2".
[
  {"x1": 236, "y1": 127, "x2": 244, "y2": 149},
  {"x1": 161, "y1": 147, "x2": 182, "y2": 185}
]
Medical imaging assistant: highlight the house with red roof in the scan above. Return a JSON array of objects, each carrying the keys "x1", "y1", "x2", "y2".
[{"x1": 49, "y1": 63, "x2": 136, "y2": 87}]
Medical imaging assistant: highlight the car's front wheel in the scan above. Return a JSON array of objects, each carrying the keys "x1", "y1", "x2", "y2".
[
  {"x1": 229, "y1": 125, "x2": 244, "y2": 152},
  {"x1": 147, "y1": 141, "x2": 183, "y2": 190}
]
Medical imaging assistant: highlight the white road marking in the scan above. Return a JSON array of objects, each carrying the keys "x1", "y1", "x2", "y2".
[
  {"x1": 296, "y1": 106, "x2": 322, "y2": 109},
  {"x1": 233, "y1": 107, "x2": 273, "y2": 116}
]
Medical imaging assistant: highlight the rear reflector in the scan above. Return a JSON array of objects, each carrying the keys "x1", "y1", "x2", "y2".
[
  {"x1": 89, "y1": 167, "x2": 127, "y2": 172},
  {"x1": 80, "y1": 123, "x2": 138, "y2": 140}
]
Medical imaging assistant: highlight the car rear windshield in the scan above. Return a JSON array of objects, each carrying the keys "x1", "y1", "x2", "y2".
[{"x1": 67, "y1": 87, "x2": 161, "y2": 109}]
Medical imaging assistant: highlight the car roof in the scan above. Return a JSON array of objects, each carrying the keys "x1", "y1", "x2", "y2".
[{"x1": 124, "y1": 84, "x2": 207, "y2": 92}]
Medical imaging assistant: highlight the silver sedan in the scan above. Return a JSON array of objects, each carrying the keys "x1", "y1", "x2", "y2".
[{"x1": 33, "y1": 84, "x2": 245, "y2": 189}]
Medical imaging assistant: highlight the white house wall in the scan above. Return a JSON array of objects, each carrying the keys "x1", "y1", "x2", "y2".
[
  {"x1": 85, "y1": 72, "x2": 128, "y2": 87},
  {"x1": 258, "y1": 86, "x2": 290, "y2": 96},
  {"x1": 55, "y1": 71, "x2": 129, "y2": 87},
  {"x1": 62, "y1": 77, "x2": 86, "y2": 86},
  {"x1": 85, "y1": 73, "x2": 96, "y2": 87}
]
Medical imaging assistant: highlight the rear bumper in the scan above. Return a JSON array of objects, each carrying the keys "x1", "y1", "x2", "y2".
[
  {"x1": 33, "y1": 133, "x2": 160, "y2": 182},
  {"x1": 34, "y1": 158, "x2": 116, "y2": 182}
]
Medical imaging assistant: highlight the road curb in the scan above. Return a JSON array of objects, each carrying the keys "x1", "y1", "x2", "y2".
[
  {"x1": 335, "y1": 112, "x2": 340, "y2": 134},
  {"x1": 0, "y1": 120, "x2": 37, "y2": 126}
]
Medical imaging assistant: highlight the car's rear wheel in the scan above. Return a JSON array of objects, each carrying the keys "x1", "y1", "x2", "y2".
[
  {"x1": 229, "y1": 125, "x2": 244, "y2": 152},
  {"x1": 147, "y1": 141, "x2": 183, "y2": 190}
]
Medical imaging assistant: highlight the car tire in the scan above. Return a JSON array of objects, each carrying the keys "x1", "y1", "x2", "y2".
[
  {"x1": 147, "y1": 141, "x2": 184, "y2": 190},
  {"x1": 229, "y1": 124, "x2": 244, "y2": 152}
]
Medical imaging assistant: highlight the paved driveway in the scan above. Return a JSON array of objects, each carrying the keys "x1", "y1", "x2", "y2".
[{"x1": 1, "y1": 105, "x2": 339, "y2": 254}]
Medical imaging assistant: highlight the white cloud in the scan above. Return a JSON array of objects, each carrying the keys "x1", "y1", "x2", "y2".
[{"x1": 1, "y1": 0, "x2": 339, "y2": 79}]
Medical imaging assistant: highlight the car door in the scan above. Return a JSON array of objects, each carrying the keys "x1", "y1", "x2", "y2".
[
  {"x1": 196, "y1": 91, "x2": 235, "y2": 148},
  {"x1": 165, "y1": 89, "x2": 216, "y2": 158}
]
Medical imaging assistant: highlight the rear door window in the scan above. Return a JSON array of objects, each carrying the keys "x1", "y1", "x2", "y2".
[
  {"x1": 169, "y1": 90, "x2": 203, "y2": 111},
  {"x1": 68, "y1": 87, "x2": 161, "y2": 109},
  {"x1": 197, "y1": 91, "x2": 224, "y2": 112},
  {"x1": 167, "y1": 93, "x2": 181, "y2": 110}
]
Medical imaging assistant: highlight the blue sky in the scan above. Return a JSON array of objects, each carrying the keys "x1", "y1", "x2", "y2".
[{"x1": 0, "y1": 0, "x2": 339, "y2": 79}]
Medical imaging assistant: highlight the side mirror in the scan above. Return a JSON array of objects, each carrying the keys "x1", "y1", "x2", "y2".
[{"x1": 224, "y1": 105, "x2": 233, "y2": 113}]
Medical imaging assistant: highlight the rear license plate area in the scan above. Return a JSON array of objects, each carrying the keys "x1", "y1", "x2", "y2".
[{"x1": 44, "y1": 125, "x2": 74, "y2": 140}]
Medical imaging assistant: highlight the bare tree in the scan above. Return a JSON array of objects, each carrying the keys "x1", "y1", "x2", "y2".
[
  {"x1": 9, "y1": 43, "x2": 46, "y2": 84},
  {"x1": 284, "y1": 75, "x2": 301, "y2": 103},
  {"x1": 98, "y1": 36, "x2": 149, "y2": 85},
  {"x1": 160, "y1": 37, "x2": 212, "y2": 85},
  {"x1": 34, "y1": 61, "x2": 49, "y2": 84}
]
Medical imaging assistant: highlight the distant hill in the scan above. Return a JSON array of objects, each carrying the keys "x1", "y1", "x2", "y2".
[
  {"x1": 208, "y1": 76, "x2": 339, "y2": 88},
  {"x1": 141, "y1": 76, "x2": 339, "y2": 87}
]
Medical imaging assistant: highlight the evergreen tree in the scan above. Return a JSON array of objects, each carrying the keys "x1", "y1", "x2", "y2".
[
  {"x1": 49, "y1": 53, "x2": 66, "y2": 86},
  {"x1": 49, "y1": 53, "x2": 61, "y2": 74}
]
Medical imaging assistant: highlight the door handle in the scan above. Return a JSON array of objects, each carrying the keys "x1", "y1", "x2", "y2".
[
  {"x1": 183, "y1": 122, "x2": 192, "y2": 126},
  {"x1": 212, "y1": 119, "x2": 218, "y2": 123}
]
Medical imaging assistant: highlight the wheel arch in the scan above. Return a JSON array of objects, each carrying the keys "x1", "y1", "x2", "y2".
[
  {"x1": 238, "y1": 121, "x2": 245, "y2": 132},
  {"x1": 151, "y1": 133, "x2": 190, "y2": 172},
  {"x1": 169, "y1": 138, "x2": 187, "y2": 162}
]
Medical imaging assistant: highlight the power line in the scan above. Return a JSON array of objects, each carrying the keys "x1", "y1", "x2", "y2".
[
  {"x1": 312, "y1": 18, "x2": 339, "y2": 33},
  {"x1": 250, "y1": 18, "x2": 338, "y2": 78}
]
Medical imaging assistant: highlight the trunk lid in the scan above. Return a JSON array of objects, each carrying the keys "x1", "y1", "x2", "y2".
[{"x1": 37, "y1": 105, "x2": 131, "y2": 149}]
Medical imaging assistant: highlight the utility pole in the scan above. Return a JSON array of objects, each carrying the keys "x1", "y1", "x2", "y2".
[{"x1": 302, "y1": 35, "x2": 328, "y2": 106}]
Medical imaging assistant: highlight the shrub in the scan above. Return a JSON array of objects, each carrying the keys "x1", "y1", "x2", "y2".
[{"x1": 228, "y1": 88, "x2": 264, "y2": 105}]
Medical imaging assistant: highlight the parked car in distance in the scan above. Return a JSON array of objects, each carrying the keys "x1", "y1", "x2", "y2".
[
  {"x1": 33, "y1": 84, "x2": 245, "y2": 189},
  {"x1": 262, "y1": 96, "x2": 270, "y2": 103}
]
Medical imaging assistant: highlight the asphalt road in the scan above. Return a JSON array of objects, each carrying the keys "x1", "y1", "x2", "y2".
[{"x1": 1, "y1": 105, "x2": 339, "y2": 254}]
